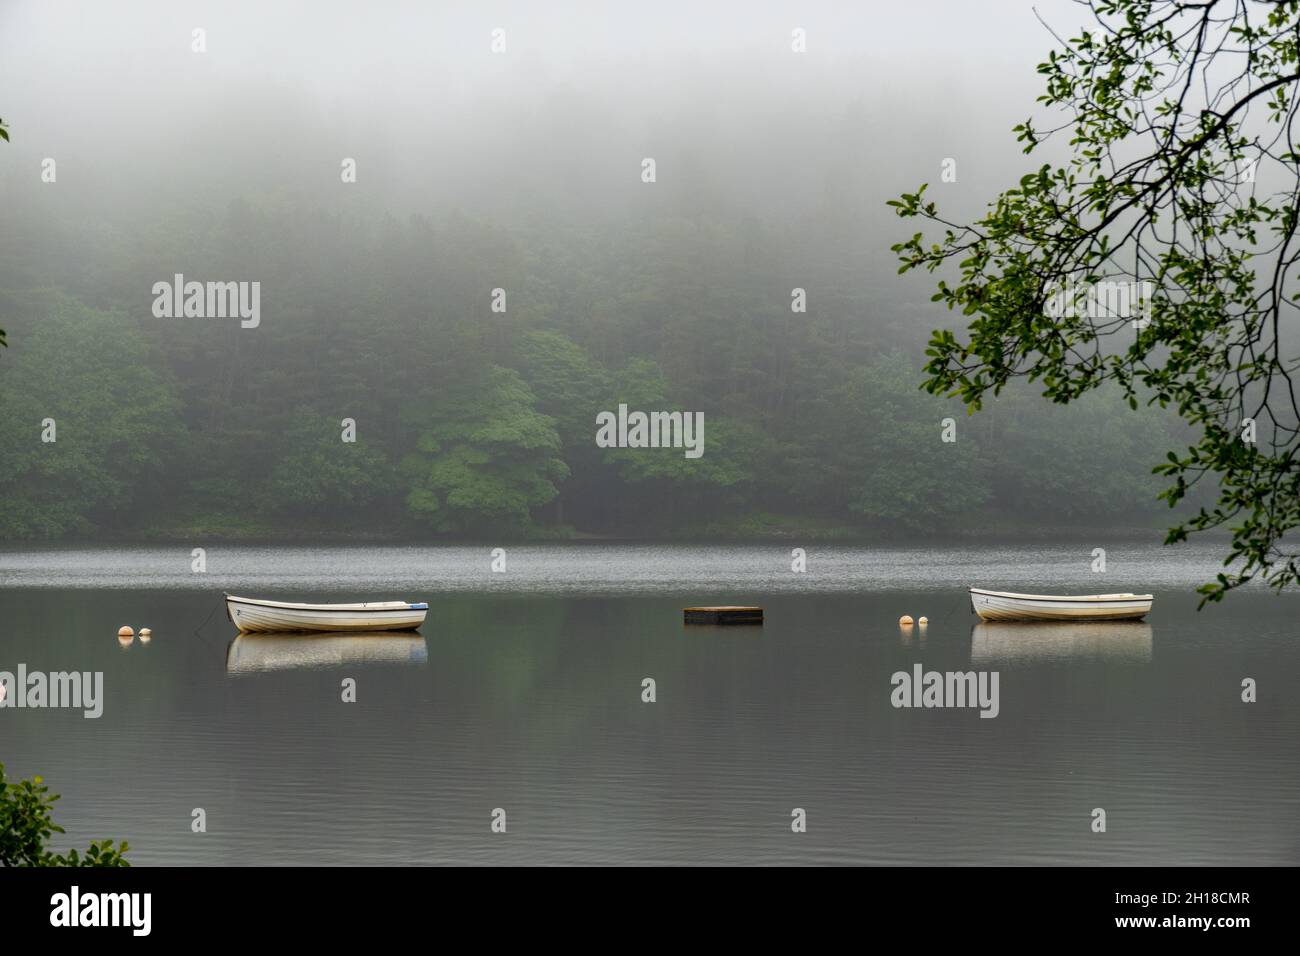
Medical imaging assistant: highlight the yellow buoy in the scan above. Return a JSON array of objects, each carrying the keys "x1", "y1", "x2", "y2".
[
  {"x1": 918, "y1": 616, "x2": 929, "y2": 626},
  {"x1": 139, "y1": 628, "x2": 153, "y2": 643},
  {"x1": 117, "y1": 626, "x2": 134, "y2": 638},
  {"x1": 898, "y1": 615, "x2": 914, "y2": 626}
]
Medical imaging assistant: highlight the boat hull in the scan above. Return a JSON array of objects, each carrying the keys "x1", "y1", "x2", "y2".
[
  {"x1": 969, "y1": 588, "x2": 1152, "y2": 622},
  {"x1": 226, "y1": 595, "x2": 428, "y2": 634}
]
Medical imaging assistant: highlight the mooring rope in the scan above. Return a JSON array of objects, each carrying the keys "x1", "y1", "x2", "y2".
[{"x1": 189, "y1": 593, "x2": 225, "y2": 649}]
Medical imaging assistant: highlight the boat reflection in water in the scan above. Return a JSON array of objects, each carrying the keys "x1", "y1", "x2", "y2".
[
  {"x1": 970, "y1": 621, "x2": 1153, "y2": 665},
  {"x1": 225, "y1": 632, "x2": 428, "y2": 674}
]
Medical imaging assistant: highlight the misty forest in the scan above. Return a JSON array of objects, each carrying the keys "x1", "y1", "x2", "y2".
[
  {"x1": 0, "y1": 6, "x2": 1197, "y2": 543},
  {"x1": 4, "y1": 0, "x2": 1300, "y2": 882}
]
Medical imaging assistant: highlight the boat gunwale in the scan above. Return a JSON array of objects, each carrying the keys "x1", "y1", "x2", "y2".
[
  {"x1": 968, "y1": 587, "x2": 1153, "y2": 603},
  {"x1": 225, "y1": 594, "x2": 426, "y2": 612}
]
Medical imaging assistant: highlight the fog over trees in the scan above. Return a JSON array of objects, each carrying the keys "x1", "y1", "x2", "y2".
[{"x1": 0, "y1": 1, "x2": 1195, "y2": 541}]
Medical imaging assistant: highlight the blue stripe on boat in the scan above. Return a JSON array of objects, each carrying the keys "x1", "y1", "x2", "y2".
[{"x1": 409, "y1": 603, "x2": 429, "y2": 610}]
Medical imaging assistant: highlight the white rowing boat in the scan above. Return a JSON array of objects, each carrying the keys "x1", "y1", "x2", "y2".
[
  {"x1": 225, "y1": 594, "x2": 428, "y2": 634},
  {"x1": 968, "y1": 587, "x2": 1152, "y2": 622}
]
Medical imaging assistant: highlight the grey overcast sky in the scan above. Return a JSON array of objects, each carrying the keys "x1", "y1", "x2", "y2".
[
  {"x1": 0, "y1": 0, "x2": 1086, "y2": 136},
  {"x1": 0, "y1": 0, "x2": 1091, "y2": 259}
]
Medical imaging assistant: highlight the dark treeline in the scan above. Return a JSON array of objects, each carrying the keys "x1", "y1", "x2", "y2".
[
  {"x1": 0, "y1": 194, "x2": 1193, "y2": 542},
  {"x1": 0, "y1": 3, "x2": 1196, "y2": 542}
]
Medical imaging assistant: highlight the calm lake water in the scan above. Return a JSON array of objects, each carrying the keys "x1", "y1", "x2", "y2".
[{"x1": 1, "y1": 542, "x2": 1296, "y2": 865}]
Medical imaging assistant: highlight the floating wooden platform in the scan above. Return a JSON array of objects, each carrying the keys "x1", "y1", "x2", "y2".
[{"x1": 683, "y1": 606, "x2": 764, "y2": 625}]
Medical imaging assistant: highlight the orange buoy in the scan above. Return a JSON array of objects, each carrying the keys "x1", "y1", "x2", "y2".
[
  {"x1": 899, "y1": 615, "x2": 914, "y2": 626},
  {"x1": 117, "y1": 626, "x2": 134, "y2": 638}
]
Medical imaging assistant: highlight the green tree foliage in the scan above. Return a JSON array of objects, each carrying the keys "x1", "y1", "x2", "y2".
[
  {"x1": 598, "y1": 358, "x2": 774, "y2": 529},
  {"x1": 892, "y1": 0, "x2": 1300, "y2": 601},
  {"x1": 0, "y1": 176, "x2": 1187, "y2": 542},
  {"x1": 0, "y1": 115, "x2": 7, "y2": 349},
  {"x1": 987, "y1": 385, "x2": 1183, "y2": 521},
  {"x1": 514, "y1": 330, "x2": 611, "y2": 449},
  {"x1": 512, "y1": 330, "x2": 616, "y2": 528},
  {"x1": 402, "y1": 366, "x2": 568, "y2": 533},
  {"x1": 840, "y1": 358, "x2": 991, "y2": 532},
  {"x1": 0, "y1": 296, "x2": 178, "y2": 537},
  {"x1": 0, "y1": 762, "x2": 130, "y2": 867},
  {"x1": 263, "y1": 410, "x2": 394, "y2": 517}
]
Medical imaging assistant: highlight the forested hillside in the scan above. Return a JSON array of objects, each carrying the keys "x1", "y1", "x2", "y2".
[
  {"x1": 0, "y1": 17, "x2": 1198, "y2": 543},
  {"x1": 0, "y1": 193, "x2": 1194, "y2": 541}
]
